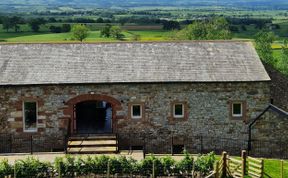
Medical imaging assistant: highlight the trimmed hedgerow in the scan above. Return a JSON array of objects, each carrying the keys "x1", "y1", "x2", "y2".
[
  {"x1": 0, "y1": 152, "x2": 215, "y2": 177},
  {"x1": 14, "y1": 157, "x2": 52, "y2": 178}
]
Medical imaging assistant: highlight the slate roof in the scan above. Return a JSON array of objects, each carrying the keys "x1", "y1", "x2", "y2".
[{"x1": 0, "y1": 42, "x2": 270, "y2": 85}]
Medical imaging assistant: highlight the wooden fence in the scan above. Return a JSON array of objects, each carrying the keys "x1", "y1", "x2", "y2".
[{"x1": 213, "y1": 150, "x2": 264, "y2": 178}]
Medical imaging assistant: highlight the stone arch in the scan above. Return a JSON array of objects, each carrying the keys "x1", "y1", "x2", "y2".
[{"x1": 64, "y1": 94, "x2": 122, "y2": 134}]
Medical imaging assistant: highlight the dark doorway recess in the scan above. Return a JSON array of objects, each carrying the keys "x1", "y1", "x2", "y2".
[{"x1": 76, "y1": 101, "x2": 112, "y2": 134}]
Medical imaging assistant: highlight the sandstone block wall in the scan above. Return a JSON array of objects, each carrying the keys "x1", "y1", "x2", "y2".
[{"x1": 0, "y1": 82, "x2": 270, "y2": 153}]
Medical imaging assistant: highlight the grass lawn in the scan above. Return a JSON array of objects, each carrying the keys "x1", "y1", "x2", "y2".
[{"x1": 263, "y1": 159, "x2": 288, "y2": 178}]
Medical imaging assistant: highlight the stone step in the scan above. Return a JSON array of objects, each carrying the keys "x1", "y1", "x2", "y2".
[
  {"x1": 67, "y1": 146, "x2": 117, "y2": 154},
  {"x1": 66, "y1": 134, "x2": 118, "y2": 154},
  {"x1": 69, "y1": 135, "x2": 116, "y2": 141},
  {"x1": 68, "y1": 140, "x2": 117, "y2": 147},
  {"x1": 69, "y1": 134, "x2": 117, "y2": 141}
]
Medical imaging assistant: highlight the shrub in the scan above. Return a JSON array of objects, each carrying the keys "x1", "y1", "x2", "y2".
[
  {"x1": 80, "y1": 156, "x2": 98, "y2": 175},
  {"x1": 15, "y1": 157, "x2": 52, "y2": 178},
  {"x1": 176, "y1": 151, "x2": 194, "y2": 175},
  {"x1": 94, "y1": 155, "x2": 110, "y2": 174},
  {"x1": 74, "y1": 156, "x2": 88, "y2": 176},
  {"x1": 139, "y1": 155, "x2": 164, "y2": 176},
  {"x1": 0, "y1": 159, "x2": 13, "y2": 178},
  {"x1": 54, "y1": 155, "x2": 76, "y2": 177},
  {"x1": 112, "y1": 156, "x2": 137, "y2": 175},
  {"x1": 194, "y1": 152, "x2": 216, "y2": 175},
  {"x1": 161, "y1": 156, "x2": 176, "y2": 176}
]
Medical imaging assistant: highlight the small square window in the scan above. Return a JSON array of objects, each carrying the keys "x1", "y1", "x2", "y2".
[
  {"x1": 174, "y1": 104, "x2": 184, "y2": 118},
  {"x1": 23, "y1": 101, "x2": 37, "y2": 132},
  {"x1": 131, "y1": 104, "x2": 142, "y2": 119},
  {"x1": 232, "y1": 103, "x2": 242, "y2": 117}
]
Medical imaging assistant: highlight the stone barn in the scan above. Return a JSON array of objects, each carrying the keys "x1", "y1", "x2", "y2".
[{"x1": 0, "y1": 42, "x2": 274, "y2": 154}]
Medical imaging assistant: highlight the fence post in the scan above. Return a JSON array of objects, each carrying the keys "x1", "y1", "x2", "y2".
[
  {"x1": 241, "y1": 150, "x2": 247, "y2": 178},
  {"x1": 129, "y1": 133, "x2": 132, "y2": 154},
  {"x1": 222, "y1": 151, "x2": 227, "y2": 177},
  {"x1": 215, "y1": 161, "x2": 219, "y2": 178},
  {"x1": 260, "y1": 159, "x2": 264, "y2": 178},
  {"x1": 10, "y1": 134, "x2": 13, "y2": 153},
  {"x1": 107, "y1": 160, "x2": 110, "y2": 178},
  {"x1": 30, "y1": 135, "x2": 33, "y2": 155},
  {"x1": 143, "y1": 135, "x2": 146, "y2": 159},
  {"x1": 200, "y1": 136, "x2": 203, "y2": 153},
  {"x1": 191, "y1": 158, "x2": 195, "y2": 178},
  {"x1": 152, "y1": 159, "x2": 155, "y2": 178},
  {"x1": 14, "y1": 160, "x2": 16, "y2": 178},
  {"x1": 281, "y1": 160, "x2": 284, "y2": 178},
  {"x1": 58, "y1": 162, "x2": 62, "y2": 178},
  {"x1": 171, "y1": 134, "x2": 174, "y2": 156}
]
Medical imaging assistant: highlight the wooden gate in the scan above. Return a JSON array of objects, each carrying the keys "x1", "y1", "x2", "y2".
[{"x1": 214, "y1": 150, "x2": 264, "y2": 178}]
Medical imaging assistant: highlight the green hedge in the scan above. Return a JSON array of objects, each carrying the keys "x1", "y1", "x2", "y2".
[{"x1": 0, "y1": 152, "x2": 215, "y2": 178}]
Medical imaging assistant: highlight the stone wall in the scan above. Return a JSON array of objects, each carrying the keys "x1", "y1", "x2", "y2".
[
  {"x1": 250, "y1": 107, "x2": 288, "y2": 158},
  {"x1": 0, "y1": 82, "x2": 270, "y2": 153},
  {"x1": 264, "y1": 64, "x2": 288, "y2": 111}
]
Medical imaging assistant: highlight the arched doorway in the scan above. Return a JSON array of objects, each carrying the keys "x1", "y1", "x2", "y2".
[
  {"x1": 65, "y1": 94, "x2": 122, "y2": 134},
  {"x1": 76, "y1": 101, "x2": 112, "y2": 134}
]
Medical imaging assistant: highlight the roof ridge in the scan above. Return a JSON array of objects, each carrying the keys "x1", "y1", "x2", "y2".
[{"x1": 0, "y1": 40, "x2": 251, "y2": 46}]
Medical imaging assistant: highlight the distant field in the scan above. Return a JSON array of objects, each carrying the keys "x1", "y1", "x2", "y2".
[
  {"x1": 0, "y1": 30, "x2": 170, "y2": 43},
  {"x1": 0, "y1": 23, "x2": 163, "y2": 33}
]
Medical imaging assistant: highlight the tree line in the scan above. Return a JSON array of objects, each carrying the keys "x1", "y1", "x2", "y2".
[
  {"x1": 0, "y1": 16, "x2": 72, "y2": 33},
  {"x1": 0, "y1": 15, "x2": 279, "y2": 35},
  {"x1": 255, "y1": 31, "x2": 288, "y2": 76}
]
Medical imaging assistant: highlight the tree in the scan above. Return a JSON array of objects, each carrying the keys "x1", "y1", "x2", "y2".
[
  {"x1": 100, "y1": 24, "x2": 112, "y2": 38},
  {"x1": 71, "y1": 24, "x2": 89, "y2": 42},
  {"x1": 162, "y1": 20, "x2": 181, "y2": 30},
  {"x1": 96, "y1": 18, "x2": 104, "y2": 23},
  {"x1": 49, "y1": 25, "x2": 62, "y2": 33},
  {"x1": 10, "y1": 16, "x2": 22, "y2": 32},
  {"x1": 241, "y1": 25, "x2": 247, "y2": 31},
  {"x1": 279, "y1": 40, "x2": 288, "y2": 76},
  {"x1": 2, "y1": 17, "x2": 13, "y2": 32},
  {"x1": 181, "y1": 21, "x2": 208, "y2": 40},
  {"x1": 229, "y1": 25, "x2": 239, "y2": 32},
  {"x1": 118, "y1": 18, "x2": 127, "y2": 26},
  {"x1": 177, "y1": 17, "x2": 231, "y2": 40},
  {"x1": 29, "y1": 18, "x2": 46, "y2": 32},
  {"x1": 255, "y1": 31, "x2": 275, "y2": 64},
  {"x1": 48, "y1": 17, "x2": 57, "y2": 23},
  {"x1": 206, "y1": 17, "x2": 232, "y2": 40},
  {"x1": 2, "y1": 16, "x2": 23, "y2": 32},
  {"x1": 29, "y1": 20, "x2": 41, "y2": 32},
  {"x1": 62, "y1": 24, "x2": 71, "y2": 32},
  {"x1": 100, "y1": 25, "x2": 124, "y2": 39},
  {"x1": 110, "y1": 26, "x2": 124, "y2": 39}
]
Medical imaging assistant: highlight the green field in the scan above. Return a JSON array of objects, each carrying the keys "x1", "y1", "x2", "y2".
[{"x1": 0, "y1": 30, "x2": 171, "y2": 43}]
